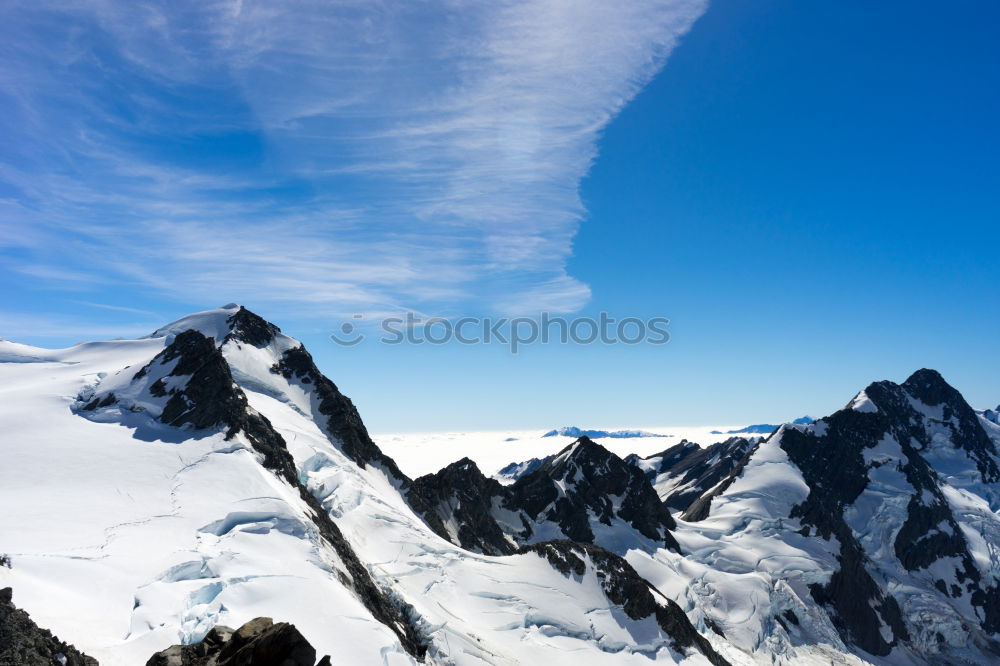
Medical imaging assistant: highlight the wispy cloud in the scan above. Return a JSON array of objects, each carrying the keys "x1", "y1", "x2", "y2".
[
  {"x1": 73, "y1": 301, "x2": 161, "y2": 317},
  {"x1": 1, "y1": 0, "x2": 707, "y2": 320}
]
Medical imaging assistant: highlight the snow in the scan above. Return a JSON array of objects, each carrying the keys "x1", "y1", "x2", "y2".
[
  {"x1": 375, "y1": 425, "x2": 754, "y2": 479},
  {"x1": 849, "y1": 390, "x2": 879, "y2": 413},
  {"x1": 5, "y1": 317, "x2": 999, "y2": 666},
  {"x1": 0, "y1": 328, "x2": 734, "y2": 665},
  {"x1": 0, "y1": 338, "x2": 408, "y2": 665},
  {"x1": 617, "y1": 427, "x2": 851, "y2": 663},
  {"x1": 148, "y1": 305, "x2": 242, "y2": 343},
  {"x1": 843, "y1": 435, "x2": 912, "y2": 563}
]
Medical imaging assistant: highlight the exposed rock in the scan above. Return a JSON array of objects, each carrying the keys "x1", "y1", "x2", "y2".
[
  {"x1": 78, "y1": 328, "x2": 427, "y2": 660},
  {"x1": 223, "y1": 306, "x2": 281, "y2": 348},
  {"x1": 902, "y1": 368, "x2": 999, "y2": 482},
  {"x1": 680, "y1": 439, "x2": 760, "y2": 522},
  {"x1": 778, "y1": 370, "x2": 993, "y2": 657},
  {"x1": 673, "y1": 369, "x2": 1000, "y2": 660},
  {"x1": 981, "y1": 405, "x2": 1000, "y2": 426},
  {"x1": 408, "y1": 437, "x2": 680, "y2": 555},
  {"x1": 406, "y1": 458, "x2": 515, "y2": 555},
  {"x1": 520, "y1": 542, "x2": 730, "y2": 666},
  {"x1": 145, "y1": 617, "x2": 323, "y2": 666},
  {"x1": 270, "y1": 345, "x2": 407, "y2": 482},
  {"x1": 628, "y1": 437, "x2": 756, "y2": 512},
  {"x1": 0, "y1": 587, "x2": 98, "y2": 666},
  {"x1": 509, "y1": 438, "x2": 680, "y2": 551}
]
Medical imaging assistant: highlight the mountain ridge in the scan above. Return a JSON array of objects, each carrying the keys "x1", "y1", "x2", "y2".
[{"x1": 2, "y1": 305, "x2": 998, "y2": 665}]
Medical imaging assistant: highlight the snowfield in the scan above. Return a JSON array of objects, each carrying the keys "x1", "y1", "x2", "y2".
[
  {"x1": 0, "y1": 307, "x2": 729, "y2": 665},
  {"x1": 2, "y1": 305, "x2": 998, "y2": 666},
  {"x1": 0, "y1": 334, "x2": 406, "y2": 665}
]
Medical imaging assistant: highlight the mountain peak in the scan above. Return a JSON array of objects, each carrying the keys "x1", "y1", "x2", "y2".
[
  {"x1": 542, "y1": 436, "x2": 611, "y2": 475},
  {"x1": 149, "y1": 304, "x2": 282, "y2": 349},
  {"x1": 901, "y1": 367, "x2": 959, "y2": 407},
  {"x1": 225, "y1": 305, "x2": 281, "y2": 347}
]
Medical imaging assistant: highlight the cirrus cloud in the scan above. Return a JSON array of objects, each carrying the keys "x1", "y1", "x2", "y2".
[{"x1": 0, "y1": 0, "x2": 707, "y2": 320}]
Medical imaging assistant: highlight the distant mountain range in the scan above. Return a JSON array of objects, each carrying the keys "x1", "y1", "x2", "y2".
[
  {"x1": 710, "y1": 415, "x2": 814, "y2": 434},
  {"x1": 542, "y1": 426, "x2": 670, "y2": 438},
  {"x1": 2, "y1": 305, "x2": 999, "y2": 665}
]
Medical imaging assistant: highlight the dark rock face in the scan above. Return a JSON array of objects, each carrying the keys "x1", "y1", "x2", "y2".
[
  {"x1": 124, "y1": 330, "x2": 301, "y2": 485},
  {"x1": 144, "y1": 330, "x2": 250, "y2": 433},
  {"x1": 155, "y1": 336, "x2": 426, "y2": 660},
  {"x1": 629, "y1": 437, "x2": 756, "y2": 512},
  {"x1": 680, "y1": 439, "x2": 760, "y2": 523},
  {"x1": 0, "y1": 587, "x2": 98, "y2": 666},
  {"x1": 902, "y1": 368, "x2": 999, "y2": 483},
  {"x1": 80, "y1": 328, "x2": 427, "y2": 660},
  {"x1": 674, "y1": 369, "x2": 1000, "y2": 660},
  {"x1": 409, "y1": 437, "x2": 680, "y2": 555},
  {"x1": 406, "y1": 458, "x2": 516, "y2": 555},
  {"x1": 774, "y1": 407, "x2": 908, "y2": 657},
  {"x1": 223, "y1": 306, "x2": 281, "y2": 348},
  {"x1": 145, "y1": 617, "x2": 322, "y2": 666},
  {"x1": 508, "y1": 438, "x2": 679, "y2": 551},
  {"x1": 520, "y1": 542, "x2": 730, "y2": 666},
  {"x1": 271, "y1": 345, "x2": 407, "y2": 483},
  {"x1": 767, "y1": 370, "x2": 996, "y2": 657}
]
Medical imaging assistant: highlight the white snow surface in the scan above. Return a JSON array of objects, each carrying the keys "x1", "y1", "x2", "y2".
[
  {"x1": 0, "y1": 336, "x2": 405, "y2": 665},
  {"x1": 4, "y1": 308, "x2": 998, "y2": 666},
  {"x1": 850, "y1": 390, "x2": 879, "y2": 413},
  {"x1": 0, "y1": 309, "x2": 730, "y2": 666}
]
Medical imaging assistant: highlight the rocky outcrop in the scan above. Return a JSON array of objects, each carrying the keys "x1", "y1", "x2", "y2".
[
  {"x1": 782, "y1": 371, "x2": 1000, "y2": 656},
  {"x1": 77, "y1": 328, "x2": 427, "y2": 660},
  {"x1": 222, "y1": 306, "x2": 281, "y2": 348},
  {"x1": 406, "y1": 458, "x2": 515, "y2": 555},
  {"x1": 408, "y1": 437, "x2": 680, "y2": 555},
  {"x1": 145, "y1": 617, "x2": 326, "y2": 666},
  {"x1": 509, "y1": 438, "x2": 680, "y2": 550},
  {"x1": 902, "y1": 368, "x2": 999, "y2": 482},
  {"x1": 270, "y1": 345, "x2": 407, "y2": 483},
  {"x1": 0, "y1": 587, "x2": 97, "y2": 666},
  {"x1": 681, "y1": 368, "x2": 1000, "y2": 660},
  {"x1": 521, "y1": 542, "x2": 730, "y2": 666},
  {"x1": 628, "y1": 437, "x2": 756, "y2": 512},
  {"x1": 680, "y1": 439, "x2": 760, "y2": 523}
]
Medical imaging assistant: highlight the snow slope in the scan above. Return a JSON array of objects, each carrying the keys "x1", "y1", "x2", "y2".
[
  {"x1": 3, "y1": 307, "x2": 998, "y2": 666},
  {"x1": 0, "y1": 333, "x2": 407, "y2": 665},
  {"x1": 0, "y1": 306, "x2": 727, "y2": 666}
]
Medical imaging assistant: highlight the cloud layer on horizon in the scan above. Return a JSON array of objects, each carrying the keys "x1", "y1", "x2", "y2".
[{"x1": 1, "y1": 0, "x2": 707, "y2": 321}]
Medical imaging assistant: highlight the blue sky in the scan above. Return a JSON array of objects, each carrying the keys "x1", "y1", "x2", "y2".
[{"x1": 3, "y1": 0, "x2": 998, "y2": 432}]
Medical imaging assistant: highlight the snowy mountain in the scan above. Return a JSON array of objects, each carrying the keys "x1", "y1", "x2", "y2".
[
  {"x1": 654, "y1": 369, "x2": 1000, "y2": 664},
  {"x1": 625, "y1": 437, "x2": 758, "y2": 512},
  {"x1": 980, "y1": 405, "x2": 1000, "y2": 426},
  {"x1": 709, "y1": 417, "x2": 814, "y2": 435},
  {"x1": 2, "y1": 305, "x2": 999, "y2": 665},
  {"x1": 494, "y1": 456, "x2": 548, "y2": 483},
  {"x1": 0, "y1": 306, "x2": 726, "y2": 665},
  {"x1": 407, "y1": 438, "x2": 681, "y2": 555}
]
